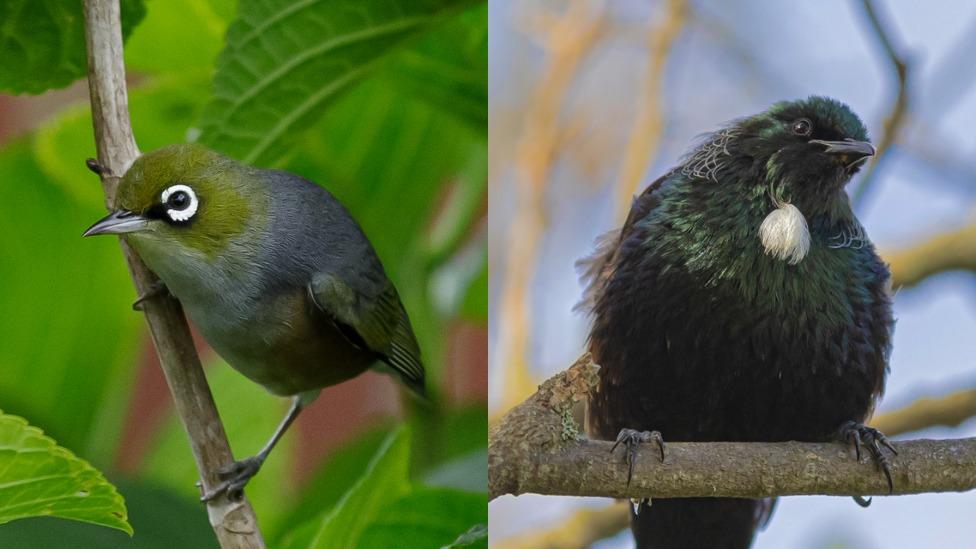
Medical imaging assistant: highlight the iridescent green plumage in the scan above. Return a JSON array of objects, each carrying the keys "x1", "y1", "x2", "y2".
[{"x1": 582, "y1": 97, "x2": 892, "y2": 548}]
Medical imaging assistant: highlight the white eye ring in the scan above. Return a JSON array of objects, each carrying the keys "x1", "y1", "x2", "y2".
[{"x1": 160, "y1": 184, "x2": 198, "y2": 223}]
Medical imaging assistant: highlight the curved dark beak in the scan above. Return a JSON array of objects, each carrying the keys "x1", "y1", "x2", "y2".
[
  {"x1": 83, "y1": 210, "x2": 149, "y2": 237},
  {"x1": 809, "y1": 138, "x2": 876, "y2": 166}
]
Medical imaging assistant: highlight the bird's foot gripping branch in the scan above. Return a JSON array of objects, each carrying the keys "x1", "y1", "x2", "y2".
[{"x1": 488, "y1": 355, "x2": 976, "y2": 502}]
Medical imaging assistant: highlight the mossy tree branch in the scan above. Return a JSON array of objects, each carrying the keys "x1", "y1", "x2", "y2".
[
  {"x1": 488, "y1": 356, "x2": 976, "y2": 501},
  {"x1": 82, "y1": 1, "x2": 265, "y2": 547}
]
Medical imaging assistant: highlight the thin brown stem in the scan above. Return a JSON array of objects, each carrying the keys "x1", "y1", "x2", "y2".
[
  {"x1": 872, "y1": 388, "x2": 976, "y2": 436},
  {"x1": 884, "y1": 222, "x2": 976, "y2": 290},
  {"x1": 495, "y1": 2, "x2": 606, "y2": 415},
  {"x1": 853, "y1": 0, "x2": 910, "y2": 206},
  {"x1": 82, "y1": 1, "x2": 264, "y2": 546},
  {"x1": 614, "y1": 0, "x2": 687, "y2": 222},
  {"x1": 494, "y1": 501, "x2": 630, "y2": 549}
]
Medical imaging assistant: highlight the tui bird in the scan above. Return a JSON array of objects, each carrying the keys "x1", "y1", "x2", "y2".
[{"x1": 579, "y1": 97, "x2": 895, "y2": 548}]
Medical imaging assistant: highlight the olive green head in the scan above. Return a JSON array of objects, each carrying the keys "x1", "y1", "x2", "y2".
[{"x1": 84, "y1": 144, "x2": 264, "y2": 258}]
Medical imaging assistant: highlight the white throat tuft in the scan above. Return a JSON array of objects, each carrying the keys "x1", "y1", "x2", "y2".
[{"x1": 759, "y1": 199, "x2": 810, "y2": 265}]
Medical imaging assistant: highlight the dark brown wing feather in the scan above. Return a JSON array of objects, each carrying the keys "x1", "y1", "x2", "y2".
[{"x1": 576, "y1": 173, "x2": 669, "y2": 314}]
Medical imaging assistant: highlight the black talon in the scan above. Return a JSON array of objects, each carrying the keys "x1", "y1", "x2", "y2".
[
  {"x1": 630, "y1": 498, "x2": 650, "y2": 515},
  {"x1": 840, "y1": 421, "x2": 897, "y2": 496},
  {"x1": 200, "y1": 456, "x2": 264, "y2": 502},
  {"x1": 852, "y1": 495, "x2": 872, "y2": 508},
  {"x1": 611, "y1": 428, "x2": 666, "y2": 486},
  {"x1": 877, "y1": 432, "x2": 898, "y2": 455}
]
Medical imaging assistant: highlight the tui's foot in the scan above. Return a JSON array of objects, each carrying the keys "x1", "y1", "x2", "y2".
[
  {"x1": 611, "y1": 428, "x2": 665, "y2": 486},
  {"x1": 132, "y1": 280, "x2": 171, "y2": 311},
  {"x1": 852, "y1": 495, "x2": 872, "y2": 508},
  {"x1": 629, "y1": 498, "x2": 650, "y2": 516},
  {"x1": 200, "y1": 456, "x2": 264, "y2": 502},
  {"x1": 840, "y1": 421, "x2": 897, "y2": 493}
]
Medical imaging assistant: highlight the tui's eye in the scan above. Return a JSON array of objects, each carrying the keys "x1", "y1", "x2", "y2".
[
  {"x1": 160, "y1": 184, "x2": 198, "y2": 223},
  {"x1": 791, "y1": 118, "x2": 813, "y2": 136}
]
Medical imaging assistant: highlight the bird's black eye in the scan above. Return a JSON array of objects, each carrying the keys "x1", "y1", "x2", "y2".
[
  {"x1": 791, "y1": 118, "x2": 813, "y2": 136},
  {"x1": 168, "y1": 190, "x2": 190, "y2": 210}
]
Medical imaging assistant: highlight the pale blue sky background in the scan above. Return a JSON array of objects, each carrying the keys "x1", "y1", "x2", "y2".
[{"x1": 489, "y1": 1, "x2": 976, "y2": 547}]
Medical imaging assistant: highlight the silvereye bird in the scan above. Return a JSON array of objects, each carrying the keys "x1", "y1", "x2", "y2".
[{"x1": 84, "y1": 143, "x2": 426, "y2": 500}]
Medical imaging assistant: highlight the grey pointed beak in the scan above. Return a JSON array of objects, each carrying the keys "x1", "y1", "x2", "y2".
[
  {"x1": 83, "y1": 210, "x2": 150, "y2": 237},
  {"x1": 809, "y1": 138, "x2": 876, "y2": 164}
]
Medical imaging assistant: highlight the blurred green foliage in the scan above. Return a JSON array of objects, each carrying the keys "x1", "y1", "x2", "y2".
[
  {"x1": 0, "y1": 0, "x2": 486, "y2": 544},
  {"x1": 0, "y1": 0, "x2": 146, "y2": 93}
]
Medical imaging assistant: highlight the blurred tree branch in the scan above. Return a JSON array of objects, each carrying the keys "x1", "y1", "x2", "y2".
[
  {"x1": 495, "y1": 1, "x2": 606, "y2": 415},
  {"x1": 82, "y1": 1, "x2": 264, "y2": 547},
  {"x1": 873, "y1": 388, "x2": 976, "y2": 435},
  {"x1": 614, "y1": 0, "x2": 687, "y2": 221},
  {"x1": 884, "y1": 222, "x2": 976, "y2": 289},
  {"x1": 496, "y1": 501, "x2": 630, "y2": 549},
  {"x1": 853, "y1": 0, "x2": 911, "y2": 206}
]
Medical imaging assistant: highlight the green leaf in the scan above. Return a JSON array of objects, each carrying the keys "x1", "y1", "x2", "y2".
[
  {"x1": 197, "y1": 0, "x2": 479, "y2": 164},
  {"x1": 270, "y1": 423, "x2": 392, "y2": 541},
  {"x1": 445, "y1": 524, "x2": 487, "y2": 548},
  {"x1": 141, "y1": 362, "x2": 292, "y2": 534},
  {"x1": 412, "y1": 404, "x2": 487, "y2": 465},
  {"x1": 0, "y1": 411, "x2": 131, "y2": 534},
  {"x1": 386, "y1": 3, "x2": 487, "y2": 132},
  {"x1": 422, "y1": 449, "x2": 487, "y2": 493},
  {"x1": 0, "y1": 142, "x2": 142, "y2": 466},
  {"x1": 460, "y1": 256, "x2": 488, "y2": 322},
  {"x1": 0, "y1": 479, "x2": 215, "y2": 548},
  {"x1": 281, "y1": 427, "x2": 411, "y2": 549},
  {"x1": 277, "y1": 403, "x2": 487, "y2": 540},
  {"x1": 357, "y1": 488, "x2": 487, "y2": 549},
  {"x1": 0, "y1": 0, "x2": 146, "y2": 94}
]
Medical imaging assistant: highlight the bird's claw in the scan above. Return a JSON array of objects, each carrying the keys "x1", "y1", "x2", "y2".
[
  {"x1": 611, "y1": 428, "x2": 665, "y2": 486},
  {"x1": 841, "y1": 421, "x2": 897, "y2": 494},
  {"x1": 199, "y1": 456, "x2": 263, "y2": 502},
  {"x1": 629, "y1": 497, "x2": 650, "y2": 515},
  {"x1": 852, "y1": 495, "x2": 872, "y2": 508}
]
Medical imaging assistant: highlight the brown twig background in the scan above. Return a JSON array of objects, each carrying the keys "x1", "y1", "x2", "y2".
[
  {"x1": 494, "y1": 1, "x2": 606, "y2": 416},
  {"x1": 613, "y1": 0, "x2": 687, "y2": 221},
  {"x1": 852, "y1": 0, "x2": 911, "y2": 206}
]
